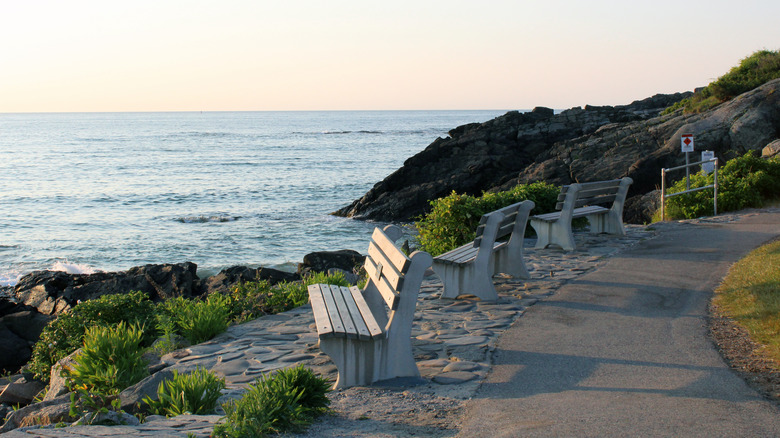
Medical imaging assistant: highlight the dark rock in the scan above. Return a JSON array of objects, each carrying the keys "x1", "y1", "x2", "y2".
[
  {"x1": 0, "y1": 377, "x2": 45, "y2": 406},
  {"x1": 762, "y1": 139, "x2": 780, "y2": 158},
  {"x1": 201, "y1": 265, "x2": 300, "y2": 295},
  {"x1": 624, "y1": 190, "x2": 662, "y2": 225},
  {"x1": 119, "y1": 368, "x2": 175, "y2": 414},
  {"x1": 0, "y1": 310, "x2": 54, "y2": 343},
  {"x1": 0, "y1": 394, "x2": 72, "y2": 433},
  {"x1": 12, "y1": 262, "x2": 202, "y2": 315},
  {"x1": 298, "y1": 250, "x2": 365, "y2": 276},
  {"x1": 336, "y1": 80, "x2": 780, "y2": 223},
  {"x1": 0, "y1": 325, "x2": 31, "y2": 373}
]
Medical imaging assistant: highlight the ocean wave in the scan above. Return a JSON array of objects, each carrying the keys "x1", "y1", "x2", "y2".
[
  {"x1": 174, "y1": 215, "x2": 240, "y2": 224},
  {"x1": 51, "y1": 261, "x2": 98, "y2": 275}
]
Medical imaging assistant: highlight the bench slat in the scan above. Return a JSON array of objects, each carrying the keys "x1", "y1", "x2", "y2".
[
  {"x1": 329, "y1": 285, "x2": 359, "y2": 339},
  {"x1": 364, "y1": 256, "x2": 400, "y2": 310},
  {"x1": 320, "y1": 284, "x2": 347, "y2": 338},
  {"x1": 435, "y1": 244, "x2": 476, "y2": 262},
  {"x1": 556, "y1": 194, "x2": 617, "y2": 210},
  {"x1": 333, "y1": 285, "x2": 373, "y2": 340},
  {"x1": 371, "y1": 227, "x2": 410, "y2": 273},
  {"x1": 367, "y1": 241, "x2": 403, "y2": 290},
  {"x1": 308, "y1": 284, "x2": 335, "y2": 337},
  {"x1": 348, "y1": 286, "x2": 384, "y2": 339},
  {"x1": 533, "y1": 205, "x2": 609, "y2": 222},
  {"x1": 435, "y1": 241, "x2": 506, "y2": 265}
]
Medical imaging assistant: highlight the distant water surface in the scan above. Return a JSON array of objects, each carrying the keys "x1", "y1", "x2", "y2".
[{"x1": 0, "y1": 110, "x2": 508, "y2": 286}]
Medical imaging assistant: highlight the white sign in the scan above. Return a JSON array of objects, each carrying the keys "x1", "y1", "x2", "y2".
[
  {"x1": 702, "y1": 150, "x2": 715, "y2": 174},
  {"x1": 681, "y1": 134, "x2": 694, "y2": 152}
]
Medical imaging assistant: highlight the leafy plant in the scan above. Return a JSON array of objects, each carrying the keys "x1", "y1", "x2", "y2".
[
  {"x1": 662, "y1": 152, "x2": 780, "y2": 220},
  {"x1": 415, "y1": 181, "x2": 560, "y2": 256},
  {"x1": 213, "y1": 365, "x2": 331, "y2": 438},
  {"x1": 144, "y1": 367, "x2": 226, "y2": 416},
  {"x1": 28, "y1": 291, "x2": 156, "y2": 382},
  {"x1": 172, "y1": 294, "x2": 231, "y2": 345},
  {"x1": 63, "y1": 321, "x2": 149, "y2": 395}
]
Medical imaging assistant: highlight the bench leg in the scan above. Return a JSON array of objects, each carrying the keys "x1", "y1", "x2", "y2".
[
  {"x1": 433, "y1": 260, "x2": 498, "y2": 301},
  {"x1": 586, "y1": 212, "x2": 625, "y2": 235},
  {"x1": 493, "y1": 247, "x2": 529, "y2": 280},
  {"x1": 530, "y1": 219, "x2": 576, "y2": 251},
  {"x1": 319, "y1": 337, "x2": 383, "y2": 389}
]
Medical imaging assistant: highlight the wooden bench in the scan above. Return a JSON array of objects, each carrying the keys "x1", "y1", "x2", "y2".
[
  {"x1": 529, "y1": 177, "x2": 632, "y2": 251},
  {"x1": 307, "y1": 225, "x2": 433, "y2": 389},
  {"x1": 432, "y1": 200, "x2": 535, "y2": 301}
]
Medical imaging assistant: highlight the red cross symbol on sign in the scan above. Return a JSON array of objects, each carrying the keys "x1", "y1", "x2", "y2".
[{"x1": 681, "y1": 134, "x2": 694, "y2": 152}]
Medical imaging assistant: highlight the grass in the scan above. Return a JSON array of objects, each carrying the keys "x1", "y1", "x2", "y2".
[{"x1": 713, "y1": 239, "x2": 780, "y2": 365}]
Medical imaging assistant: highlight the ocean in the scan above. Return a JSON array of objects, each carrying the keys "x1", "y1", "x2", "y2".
[{"x1": 0, "y1": 110, "x2": 508, "y2": 287}]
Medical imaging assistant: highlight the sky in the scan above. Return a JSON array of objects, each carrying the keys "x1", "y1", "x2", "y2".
[{"x1": 1, "y1": 0, "x2": 779, "y2": 113}]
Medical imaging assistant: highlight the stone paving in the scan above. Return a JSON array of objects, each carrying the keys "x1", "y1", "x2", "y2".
[{"x1": 2, "y1": 225, "x2": 657, "y2": 437}]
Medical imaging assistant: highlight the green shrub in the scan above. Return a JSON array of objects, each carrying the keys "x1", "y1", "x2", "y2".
[
  {"x1": 63, "y1": 321, "x2": 149, "y2": 395},
  {"x1": 144, "y1": 367, "x2": 226, "y2": 416},
  {"x1": 171, "y1": 294, "x2": 231, "y2": 345},
  {"x1": 415, "y1": 181, "x2": 560, "y2": 256},
  {"x1": 28, "y1": 291, "x2": 156, "y2": 382},
  {"x1": 663, "y1": 152, "x2": 780, "y2": 219},
  {"x1": 663, "y1": 50, "x2": 780, "y2": 114},
  {"x1": 213, "y1": 365, "x2": 330, "y2": 438}
]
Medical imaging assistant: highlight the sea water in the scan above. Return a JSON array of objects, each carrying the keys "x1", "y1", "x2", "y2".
[{"x1": 0, "y1": 110, "x2": 507, "y2": 286}]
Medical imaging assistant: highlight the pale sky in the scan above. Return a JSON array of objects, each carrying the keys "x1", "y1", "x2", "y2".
[{"x1": 2, "y1": 0, "x2": 778, "y2": 113}]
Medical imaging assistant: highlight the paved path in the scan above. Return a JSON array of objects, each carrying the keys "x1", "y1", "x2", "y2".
[{"x1": 457, "y1": 210, "x2": 780, "y2": 437}]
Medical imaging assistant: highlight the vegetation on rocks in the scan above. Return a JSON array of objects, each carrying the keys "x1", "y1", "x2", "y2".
[
  {"x1": 213, "y1": 365, "x2": 331, "y2": 438},
  {"x1": 144, "y1": 367, "x2": 226, "y2": 417},
  {"x1": 415, "y1": 181, "x2": 560, "y2": 256},
  {"x1": 663, "y1": 49, "x2": 780, "y2": 114},
  {"x1": 661, "y1": 152, "x2": 780, "y2": 220}
]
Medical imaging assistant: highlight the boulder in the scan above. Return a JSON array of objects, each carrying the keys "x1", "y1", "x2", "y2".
[
  {"x1": 43, "y1": 349, "x2": 81, "y2": 402},
  {"x1": 0, "y1": 377, "x2": 45, "y2": 406},
  {"x1": 119, "y1": 368, "x2": 175, "y2": 414},
  {"x1": 624, "y1": 190, "x2": 662, "y2": 225},
  {"x1": 762, "y1": 139, "x2": 780, "y2": 158},
  {"x1": 201, "y1": 265, "x2": 299, "y2": 295},
  {"x1": 298, "y1": 250, "x2": 365, "y2": 276},
  {"x1": 0, "y1": 324, "x2": 31, "y2": 373},
  {"x1": 0, "y1": 394, "x2": 72, "y2": 433},
  {"x1": 0, "y1": 310, "x2": 54, "y2": 343}
]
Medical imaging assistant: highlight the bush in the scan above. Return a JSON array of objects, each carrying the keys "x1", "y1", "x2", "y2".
[
  {"x1": 213, "y1": 365, "x2": 331, "y2": 438},
  {"x1": 28, "y1": 291, "x2": 156, "y2": 382},
  {"x1": 663, "y1": 50, "x2": 780, "y2": 114},
  {"x1": 415, "y1": 181, "x2": 560, "y2": 256},
  {"x1": 63, "y1": 321, "x2": 149, "y2": 395},
  {"x1": 663, "y1": 152, "x2": 780, "y2": 219},
  {"x1": 144, "y1": 367, "x2": 226, "y2": 416},
  {"x1": 166, "y1": 294, "x2": 231, "y2": 345}
]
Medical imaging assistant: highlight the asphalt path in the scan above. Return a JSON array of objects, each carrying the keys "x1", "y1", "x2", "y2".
[{"x1": 457, "y1": 210, "x2": 780, "y2": 438}]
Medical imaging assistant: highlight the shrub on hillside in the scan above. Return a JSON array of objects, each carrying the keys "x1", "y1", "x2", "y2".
[
  {"x1": 662, "y1": 152, "x2": 780, "y2": 219},
  {"x1": 144, "y1": 367, "x2": 226, "y2": 417},
  {"x1": 663, "y1": 50, "x2": 780, "y2": 114},
  {"x1": 415, "y1": 181, "x2": 560, "y2": 256}
]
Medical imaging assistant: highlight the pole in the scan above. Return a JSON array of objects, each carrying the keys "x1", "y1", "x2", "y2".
[
  {"x1": 713, "y1": 158, "x2": 718, "y2": 215},
  {"x1": 661, "y1": 168, "x2": 666, "y2": 221},
  {"x1": 685, "y1": 151, "x2": 690, "y2": 190}
]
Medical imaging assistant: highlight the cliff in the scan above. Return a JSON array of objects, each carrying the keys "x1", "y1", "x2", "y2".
[{"x1": 335, "y1": 78, "x2": 780, "y2": 223}]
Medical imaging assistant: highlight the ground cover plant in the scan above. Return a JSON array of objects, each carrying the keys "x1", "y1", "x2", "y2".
[
  {"x1": 144, "y1": 367, "x2": 226, "y2": 417},
  {"x1": 212, "y1": 365, "x2": 331, "y2": 438},
  {"x1": 713, "y1": 239, "x2": 780, "y2": 364},
  {"x1": 415, "y1": 181, "x2": 560, "y2": 256},
  {"x1": 660, "y1": 152, "x2": 780, "y2": 220},
  {"x1": 663, "y1": 50, "x2": 780, "y2": 114}
]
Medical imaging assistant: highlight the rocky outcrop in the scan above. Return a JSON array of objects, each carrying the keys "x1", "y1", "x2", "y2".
[
  {"x1": 335, "y1": 79, "x2": 780, "y2": 223},
  {"x1": 201, "y1": 265, "x2": 300, "y2": 295},
  {"x1": 12, "y1": 262, "x2": 202, "y2": 316},
  {"x1": 297, "y1": 250, "x2": 366, "y2": 277}
]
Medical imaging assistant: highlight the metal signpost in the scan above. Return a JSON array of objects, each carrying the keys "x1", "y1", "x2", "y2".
[{"x1": 660, "y1": 133, "x2": 719, "y2": 221}]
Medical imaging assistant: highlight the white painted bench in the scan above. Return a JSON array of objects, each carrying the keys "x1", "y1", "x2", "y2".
[
  {"x1": 529, "y1": 177, "x2": 633, "y2": 251},
  {"x1": 432, "y1": 200, "x2": 535, "y2": 301},
  {"x1": 307, "y1": 225, "x2": 433, "y2": 389}
]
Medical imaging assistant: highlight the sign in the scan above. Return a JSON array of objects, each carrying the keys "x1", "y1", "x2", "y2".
[
  {"x1": 681, "y1": 134, "x2": 694, "y2": 152},
  {"x1": 702, "y1": 150, "x2": 715, "y2": 174}
]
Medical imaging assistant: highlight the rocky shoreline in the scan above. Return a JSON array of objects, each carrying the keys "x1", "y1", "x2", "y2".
[{"x1": 0, "y1": 249, "x2": 365, "y2": 375}]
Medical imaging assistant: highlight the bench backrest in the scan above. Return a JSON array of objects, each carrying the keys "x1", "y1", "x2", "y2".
[
  {"x1": 362, "y1": 225, "x2": 433, "y2": 333},
  {"x1": 473, "y1": 200, "x2": 536, "y2": 248},
  {"x1": 555, "y1": 177, "x2": 633, "y2": 211}
]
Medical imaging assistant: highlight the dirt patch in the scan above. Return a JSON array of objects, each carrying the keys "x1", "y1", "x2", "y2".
[{"x1": 708, "y1": 305, "x2": 780, "y2": 405}]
